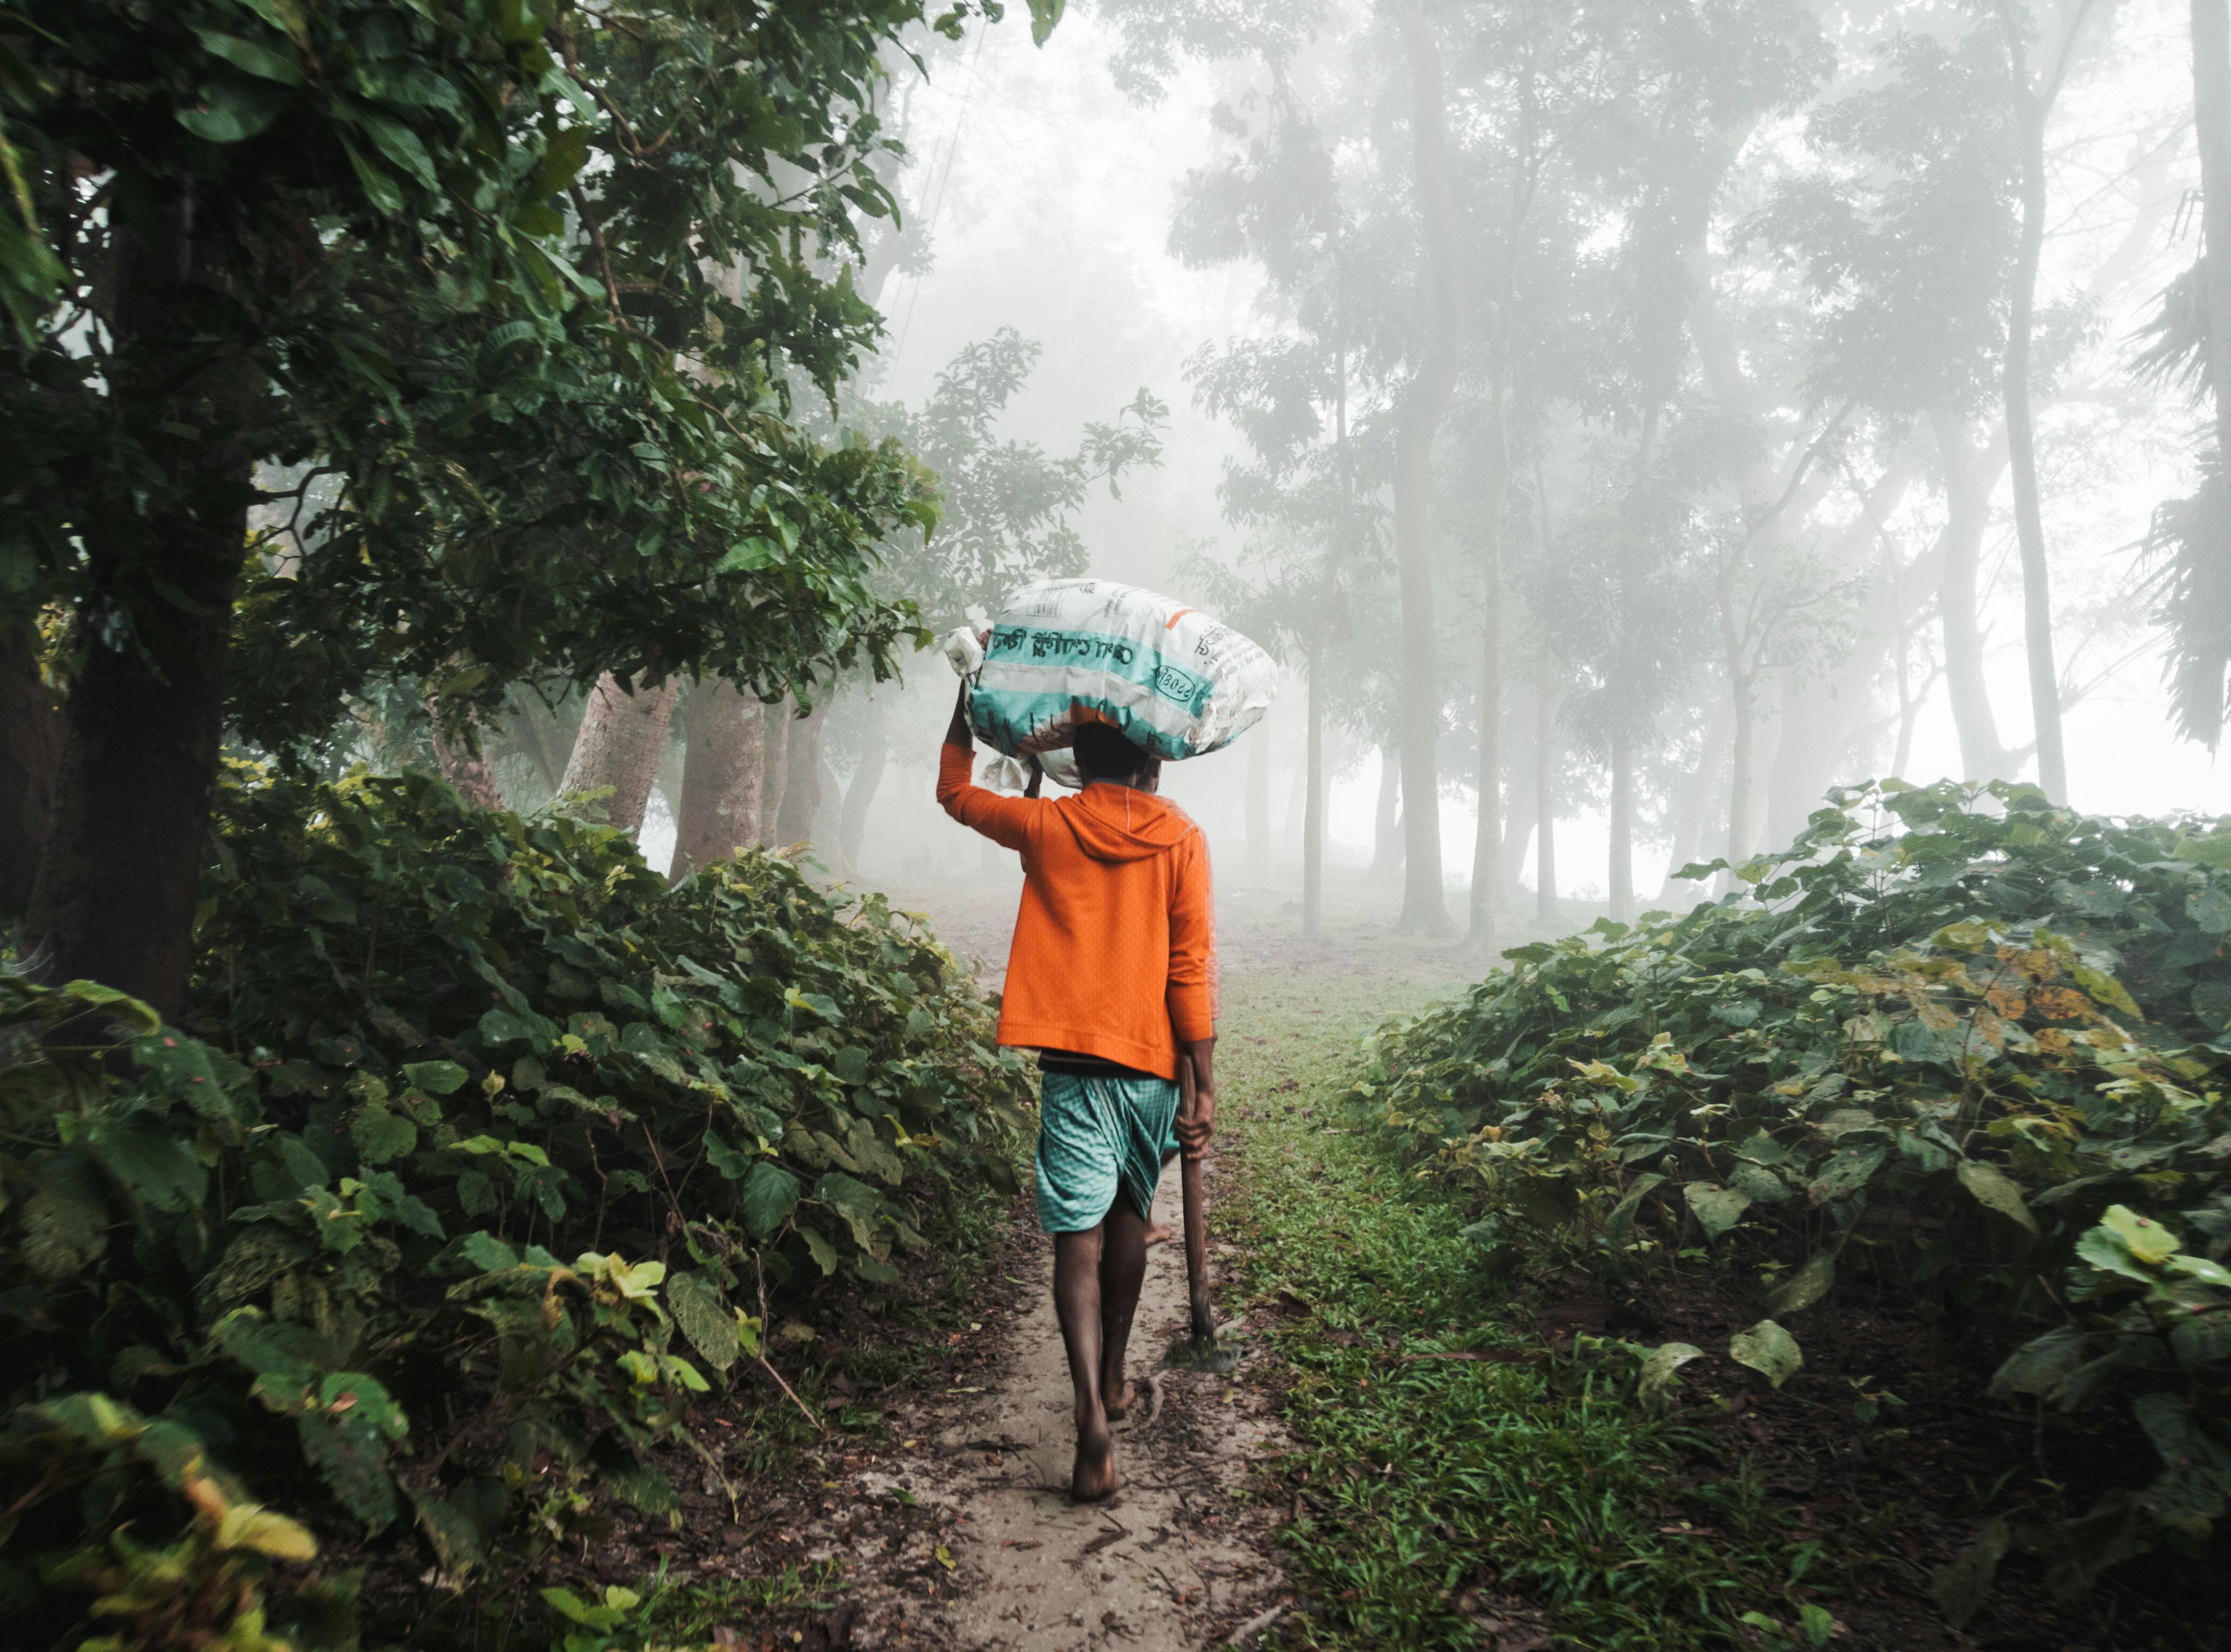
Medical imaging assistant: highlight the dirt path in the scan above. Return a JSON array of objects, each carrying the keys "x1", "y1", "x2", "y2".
[
  {"x1": 905, "y1": 1163, "x2": 1287, "y2": 1649},
  {"x1": 762, "y1": 874, "x2": 1479, "y2": 1650},
  {"x1": 769, "y1": 1143, "x2": 1288, "y2": 1651}
]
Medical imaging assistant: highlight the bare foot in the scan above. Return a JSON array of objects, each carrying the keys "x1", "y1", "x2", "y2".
[
  {"x1": 1141, "y1": 1222, "x2": 1176, "y2": 1248},
  {"x1": 1071, "y1": 1435, "x2": 1122, "y2": 1502},
  {"x1": 1103, "y1": 1378, "x2": 1139, "y2": 1422}
]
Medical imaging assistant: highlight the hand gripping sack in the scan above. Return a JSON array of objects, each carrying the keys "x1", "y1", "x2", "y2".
[{"x1": 946, "y1": 579, "x2": 1275, "y2": 787}]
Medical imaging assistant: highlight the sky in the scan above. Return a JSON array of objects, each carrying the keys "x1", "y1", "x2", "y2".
[{"x1": 778, "y1": 1, "x2": 2231, "y2": 904}]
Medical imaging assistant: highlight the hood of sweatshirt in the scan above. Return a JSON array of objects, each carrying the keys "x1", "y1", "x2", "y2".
[{"x1": 1058, "y1": 783, "x2": 1197, "y2": 863}]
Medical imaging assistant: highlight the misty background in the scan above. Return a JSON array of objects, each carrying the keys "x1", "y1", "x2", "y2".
[{"x1": 662, "y1": 0, "x2": 2220, "y2": 923}]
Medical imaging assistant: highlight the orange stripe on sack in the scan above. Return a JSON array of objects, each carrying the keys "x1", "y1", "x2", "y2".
[{"x1": 1164, "y1": 608, "x2": 1193, "y2": 630}]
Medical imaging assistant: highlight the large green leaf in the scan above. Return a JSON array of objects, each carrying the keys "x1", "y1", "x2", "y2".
[
  {"x1": 1604, "y1": 1173, "x2": 1665, "y2": 1244},
  {"x1": 1765, "y1": 1252, "x2": 1835, "y2": 1317},
  {"x1": 740, "y1": 1162, "x2": 801, "y2": 1239},
  {"x1": 194, "y1": 29, "x2": 303, "y2": 85},
  {"x1": 403, "y1": 1060, "x2": 470, "y2": 1095},
  {"x1": 1806, "y1": 1143, "x2": 1886, "y2": 1205},
  {"x1": 666, "y1": 1271, "x2": 739, "y2": 1372},
  {"x1": 20, "y1": 1183, "x2": 110, "y2": 1279},
  {"x1": 1956, "y1": 1159, "x2": 2038, "y2": 1238},
  {"x1": 1683, "y1": 1181, "x2": 1752, "y2": 1238},
  {"x1": 1636, "y1": 1341, "x2": 1704, "y2": 1412},
  {"x1": 351, "y1": 1103, "x2": 417, "y2": 1166},
  {"x1": 1988, "y1": 1324, "x2": 2086, "y2": 1402},
  {"x1": 298, "y1": 1374, "x2": 408, "y2": 1532},
  {"x1": 1729, "y1": 1161, "x2": 1796, "y2": 1206},
  {"x1": 815, "y1": 1171, "x2": 886, "y2": 1256},
  {"x1": 1729, "y1": 1320, "x2": 1802, "y2": 1389}
]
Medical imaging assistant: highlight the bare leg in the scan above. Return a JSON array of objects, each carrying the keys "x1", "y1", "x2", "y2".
[
  {"x1": 1052, "y1": 1226, "x2": 1120, "y2": 1501},
  {"x1": 1142, "y1": 1152, "x2": 1179, "y2": 1247},
  {"x1": 1100, "y1": 1196, "x2": 1150, "y2": 1420}
]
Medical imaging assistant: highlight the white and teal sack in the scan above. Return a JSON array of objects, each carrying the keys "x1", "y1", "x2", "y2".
[{"x1": 943, "y1": 579, "x2": 1276, "y2": 789}]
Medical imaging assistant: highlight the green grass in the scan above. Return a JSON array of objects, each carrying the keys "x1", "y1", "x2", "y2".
[
  {"x1": 641, "y1": 1559, "x2": 850, "y2": 1640},
  {"x1": 1218, "y1": 968, "x2": 1831, "y2": 1651}
]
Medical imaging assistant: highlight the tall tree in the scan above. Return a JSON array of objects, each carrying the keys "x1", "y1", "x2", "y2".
[
  {"x1": 670, "y1": 681, "x2": 766, "y2": 878},
  {"x1": 1457, "y1": 4, "x2": 1549, "y2": 955},
  {"x1": 558, "y1": 672, "x2": 680, "y2": 836},
  {"x1": 1388, "y1": 2, "x2": 1465, "y2": 934},
  {"x1": 2144, "y1": 1, "x2": 2231, "y2": 746},
  {"x1": 0, "y1": 1, "x2": 1059, "y2": 1011},
  {"x1": 2195, "y1": 0, "x2": 2231, "y2": 479},
  {"x1": 1995, "y1": 0, "x2": 2098, "y2": 803},
  {"x1": 1186, "y1": 330, "x2": 1384, "y2": 941}
]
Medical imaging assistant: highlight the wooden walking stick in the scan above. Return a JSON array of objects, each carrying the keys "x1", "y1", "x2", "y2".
[
  {"x1": 1179, "y1": 1054, "x2": 1214, "y2": 1350},
  {"x1": 1169, "y1": 1053, "x2": 1236, "y2": 1371}
]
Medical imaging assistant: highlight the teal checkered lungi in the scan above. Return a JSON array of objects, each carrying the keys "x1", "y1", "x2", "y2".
[{"x1": 1035, "y1": 1069, "x2": 1181, "y2": 1232}]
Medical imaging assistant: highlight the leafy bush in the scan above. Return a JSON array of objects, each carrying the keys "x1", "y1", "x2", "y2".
[
  {"x1": 2, "y1": 769, "x2": 1029, "y2": 1650},
  {"x1": 1358, "y1": 781, "x2": 2231, "y2": 1610}
]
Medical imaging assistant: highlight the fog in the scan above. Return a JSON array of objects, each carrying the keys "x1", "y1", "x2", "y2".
[{"x1": 653, "y1": 0, "x2": 2229, "y2": 931}]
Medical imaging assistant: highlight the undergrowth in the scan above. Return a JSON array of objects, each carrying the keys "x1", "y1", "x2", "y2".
[
  {"x1": 1218, "y1": 969, "x2": 1829, "y2": 1651},
  {"x1": 1361, "y1": 781, "x2": 2231, "y2": 1624},
  {"x1": 0, "y1": 769, "x2": 1030, "y2": 1652}
]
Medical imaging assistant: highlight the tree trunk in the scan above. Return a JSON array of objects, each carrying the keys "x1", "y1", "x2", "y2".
[
  {"x1": 1609, "y1": 727, "x2": 1634, "y2": 925},
  {"x1": 839, "y1": 696, "x2": 887, "y2": 874},
  {"x1": 505, "y1": 688, "x2": 571, "y2": 798},
  {"x1": 670, "y1": 680, "x2": 765, "y2": 879},
  {"x1": 2193, "y1": 0, "x2": 2231, "y2": 747},
  {"x1": 28, "y1": 195, "x2": 255, "y2": 1015},
  {"x1": 1771, "y1": 456, "x2": 1927, "y2": 815},
  {"x1": 815, "y1": 744, "x2": 844, "y2": 853},
  {"x1": 1661, "y1": 691, "x2": 1731, "y2": 903},
  {"x1": 778, "y1": 700, "x2": 828, "y2": 845},
  {"x1": 1392, "y1": 3, "x2": 1464, "y2": 935},
  {"x1": 558, "y1": 671, "x2": 679, "y2": 836},
  {"x1": 1467, "y1": 574, "x2": 1502, "y2": 952},
  {"x1": 1245, "y1": 708, "x2": 1272, "y2": 869},
  {"x1": 1534, "y1": 646, "x2": 1557, "y2": 924},
  {"x1": 1998, "y1": 0, "x2": 2079, "y2": 803},
  {"x1": 1931, "y1": 407, "x2": 2012, "y2": 780},
  {"x1": 426, "y1": 706, "x2": 506, "y2": 811},
  {"x1": 1281, "y1": 736, "x2": 1307, "y2": 859},
  {"x1": 1370, "y1": 745, "x2": 1403, "y2": 881},
  {"x1": 2197, "y1": 0, "x2": 2231, "y2": 472},
  {"x1": 1, "y1": 614, "x2": 59, "y2": 920},
  {"x1": 1726, "y1": 685, "x2": 1755, "y2": 875},
  {"x1": 1500, "y1": 680, "x2": 1536, "y2": 909},
  {"x1": 1302, "y1": 626, "x2": 1326, "y2": 939},
  {"x1": 758, "y1": 696, "x2": 791, "y2": 847},
  {"x1": 1715, "y1": 520, "x2": 1756, "y2": 894}
]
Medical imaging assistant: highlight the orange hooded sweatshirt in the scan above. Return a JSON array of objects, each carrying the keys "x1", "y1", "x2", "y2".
[{"x1": 937, "y1": 743, "x2": 1215, "y2": 1079}]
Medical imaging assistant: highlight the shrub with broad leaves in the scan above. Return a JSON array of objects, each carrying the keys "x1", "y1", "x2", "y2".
[
  {"x1": 1358, "y1": 780, "x2": 2231, "y2": 1614},
  {"x1": 1, "y1": 769, "x2": 1030, "y2": 1649}
]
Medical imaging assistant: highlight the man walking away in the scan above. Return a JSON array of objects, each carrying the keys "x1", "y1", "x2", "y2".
[{"x1": 937, "y1": 690, "x2": 1217, "y2": 1501}]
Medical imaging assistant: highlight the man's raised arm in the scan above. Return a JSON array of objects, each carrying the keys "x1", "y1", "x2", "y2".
[{"x1": 937, "y1": 683, "x2": 1037, "y2": 851}]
